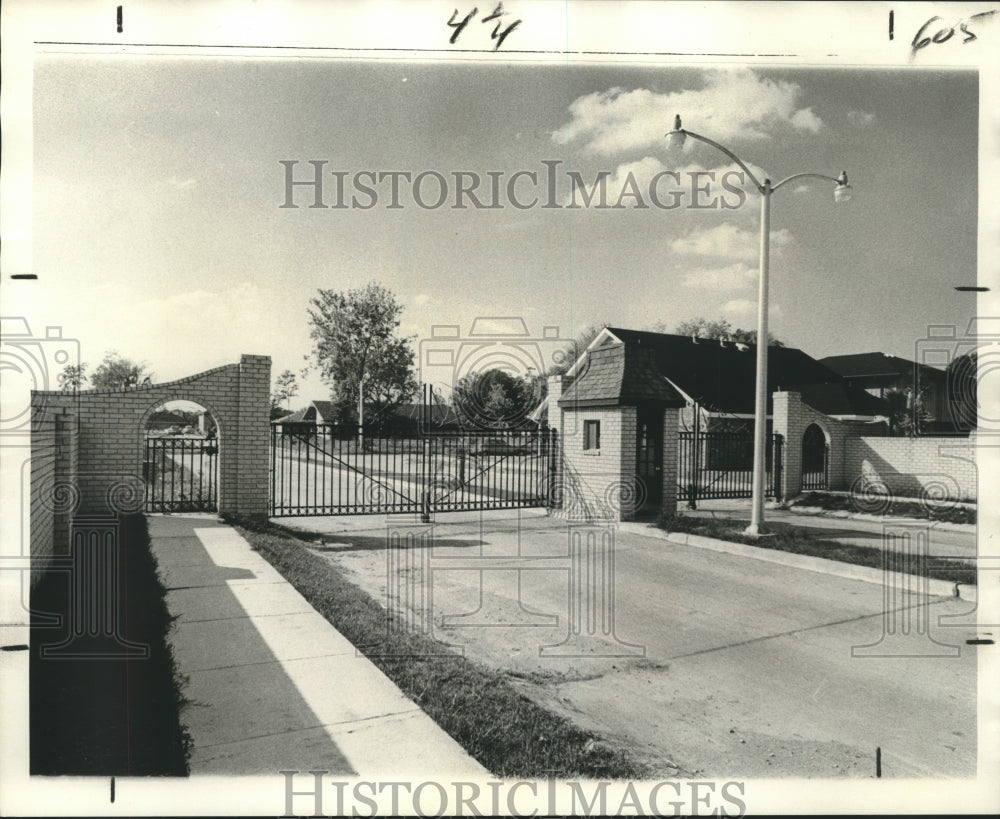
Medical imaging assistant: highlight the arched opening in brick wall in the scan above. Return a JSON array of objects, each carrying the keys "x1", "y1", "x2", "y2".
[
  {"x1": 140, "y1": 399, "x2": 222, "y2": 513},
  {"x1": 801, "y1": 422, "x2": 830, "y2": 490}
]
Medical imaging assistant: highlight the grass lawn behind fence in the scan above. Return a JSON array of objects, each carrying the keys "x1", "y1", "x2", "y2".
[
  {"x1": 657, "y1": 513, "x2": 976, "y2": 586},
  {"x1": 787, "y1": 491, "x2": 976, "y2": 525},
  {"x1": 230, "y1": 516, "x2": 650, "y2": 779}
]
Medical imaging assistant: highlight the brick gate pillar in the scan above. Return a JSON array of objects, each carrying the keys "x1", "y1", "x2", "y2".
[
  {"x1": 773, "y1": 390, "x2": 803, "y2": 500},
  {"x1": 232, "y1": 354, "x2": 271, "y2": 516},
  {"x1": 661, "y1": 406, "x2": 679, "y2": 515}
]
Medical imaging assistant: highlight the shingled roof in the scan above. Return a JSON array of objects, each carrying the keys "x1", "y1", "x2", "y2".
[
  {"x1": 819, "y1": 352, "x2": 946, "y2": 382},
  {"x1": 558, "y1": 343, "x2": 686, "y2": 408},
  {"x1": 558, "y1": 327, "x2": 888, "y2": 417}
]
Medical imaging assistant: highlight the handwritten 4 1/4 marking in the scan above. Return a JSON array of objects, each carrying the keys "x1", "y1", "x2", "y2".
[{"x1": 448, "y1": 3, "x2": 522, "y2": 51}]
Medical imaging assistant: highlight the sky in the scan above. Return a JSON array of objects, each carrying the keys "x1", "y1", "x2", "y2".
[{"x1": 25, "y1": 57, "x2": 979, "y2": 405}]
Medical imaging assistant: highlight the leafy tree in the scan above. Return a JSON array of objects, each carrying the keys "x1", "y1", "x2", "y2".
[
  {"x1": 57, "y1": 363, "x2": 88, "y2": 392},
  {"x1": 885, "y1": 385, "x2": 930, "y2": 437},
  {"x1": 90, "y1": 352, "x2": 153, "y2": 390},
  {"x1": 453, "y1": 369, "x2": 536, "y2": 429},
  {"x1": 307, "y1": 281, "x2": 418, "y2": 425},
  {"x1": 548, "y1": 323, "x2": 611, "y2": 377},
  {"x1": 945, "y1": 350, "x2": 977, "y2": 430},
  {"x1": 272, "y1": 369, "x2": 299, "y2": 410},
  {"x1": 675, "y1": 317, "x2": 734, "y2": 340},
  {"x1": 674, "y1": 317, "x2": 783, "y2": 347}
]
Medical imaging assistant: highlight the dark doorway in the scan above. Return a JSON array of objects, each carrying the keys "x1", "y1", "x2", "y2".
[{"x1": 635, "y1": 406, "x2": 665, "y2": 517}]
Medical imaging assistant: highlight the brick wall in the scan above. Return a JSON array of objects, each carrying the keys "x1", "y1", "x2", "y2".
[
  {"x1": 773, "y1": 390, "x2": 864, "y2": 496},
  {"x1": 843, "y1": 434, "x2": 977, "y2": 501},
  {"x1": 547, "y1": 374, "x2": 680, "y2": 522},
  {"x1": 28, "y1": 411, "x2": 57, "y2": 586},
  {"x1": 558, "y1": 407, "x2": 633, "y2": 521},
  {"x1": 774, "y1": 390, "x2": 976, "y2": 502},
  {"x1": 29, "y1": 354, "x2": 271, "y2": 566}
]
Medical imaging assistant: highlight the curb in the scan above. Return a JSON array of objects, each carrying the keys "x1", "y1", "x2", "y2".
[
  {"x1": 617, "y1": 521, "x2": 972, "y2": 601},
  {"x1": 784, "y1": 505, "x2": 976, "y2": 532}
]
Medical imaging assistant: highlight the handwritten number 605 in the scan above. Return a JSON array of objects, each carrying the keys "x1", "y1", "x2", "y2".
[{"x1": 911, "y1": 13, "x2": 993, "y2": 51}]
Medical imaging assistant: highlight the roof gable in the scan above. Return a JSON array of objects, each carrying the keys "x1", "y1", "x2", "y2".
[{"x1": 558, "y1": 343, "x2": 686, "y2": 408}]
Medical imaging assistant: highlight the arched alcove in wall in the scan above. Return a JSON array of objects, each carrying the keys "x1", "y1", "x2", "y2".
[
  {"x1": 801, "y1": 422, "x2": 829, "y2": 490},
  {"x1": 141, "y1": 398, "x2": 222, "y2": 512}
]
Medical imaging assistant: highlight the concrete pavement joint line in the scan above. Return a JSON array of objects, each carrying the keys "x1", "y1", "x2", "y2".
[
  {"x1": 191, "y1": 708, "x2": 423, "y2": 751},
  {"x1": 170, "y1": 609, "x2": 314, "y2": 625},
  {"x1": 148, "y1": 519, "x2": 490, "y2": 776},
  {"x1": 164, "y1": 580, "x2": 287, "y2": 591},
  {"x1": 175, "y1": 649, "x2": 360, "y2": 674},
  {"x1": 317, "y1": 708, "x2": 424, "y2": 731},
  {"x1": 661, "y1": 599, "x2": 963, "y2": 663}
]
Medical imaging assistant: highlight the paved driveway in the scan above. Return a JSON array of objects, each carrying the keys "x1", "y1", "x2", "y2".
[{"x1": 286, "y1": 510, "x2": 980, "y2": 778}]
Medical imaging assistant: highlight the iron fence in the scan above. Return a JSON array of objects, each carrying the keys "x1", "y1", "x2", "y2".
[
  {"x1": 802, "y1": 443, "x2": 829, "y2": 490},
  {"x1": 144, "y1": 436, "x2": 219, "y2": 512},
  {"x1": 270, "y1": 423, "x2": 558, "y2": 517},
  {"x1": 678, "y1": 431, "x2": 783, "y2": 505}
]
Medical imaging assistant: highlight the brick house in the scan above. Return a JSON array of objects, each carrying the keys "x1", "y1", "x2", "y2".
[
  {"x1": 542, "y1": 327, "x2": 890, "y2": 522},
  {"x1": 538, "y1": 327, "x2": 888, "y2": 431},
  {"x1": 273, "y1": 399, "x2": 461, "y2": 433},
  {"x1": 819, "y1": 352, "x2": 950, "y2": 430}
]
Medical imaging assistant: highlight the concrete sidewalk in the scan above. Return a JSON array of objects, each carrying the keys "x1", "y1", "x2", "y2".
[{"x1": 147, "y1": 515, "x2": 487, "y2": 777}]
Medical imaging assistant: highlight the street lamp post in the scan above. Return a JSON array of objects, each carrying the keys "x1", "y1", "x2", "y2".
[{"x1": 667, "y1": 115, "x2": 852, "y2": 535}]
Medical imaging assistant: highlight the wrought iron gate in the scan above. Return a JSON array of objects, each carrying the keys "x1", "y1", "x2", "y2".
[
  {"x1": 270, "y1": 423, "x2": 558, "y2": 517},
  {"x1": 677, "y1": 430, "x2": 783, "y2": 506},
  {"x1": 144, "y1": 436, "x2": 219, "y2": 512},
  {"x1": 801, "y1": 424, "x2": 829, "y2": 490}
]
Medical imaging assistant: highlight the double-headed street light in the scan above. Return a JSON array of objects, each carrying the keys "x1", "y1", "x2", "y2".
[{"x1": 667, "y1": 115, "x2": 852, "y2": 536}]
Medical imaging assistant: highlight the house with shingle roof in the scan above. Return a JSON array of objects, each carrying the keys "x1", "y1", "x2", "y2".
[
  {"x1": 819, "y1": 351, "x2": 949, "y2": 430},
  {"x1": 272, "y1": 399, "x2": 462, "y2": 433},
  {"x1": 535, "y1": 327, "x2": 889, "y2": 428},
  {"x1": 541, "y1": 327, "x2": 893, "y2": 523}
]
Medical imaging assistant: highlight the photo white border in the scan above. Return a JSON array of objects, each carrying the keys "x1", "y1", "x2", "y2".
[{"x1": 2, "y1": 1, "x2": 998, "y2": 815}]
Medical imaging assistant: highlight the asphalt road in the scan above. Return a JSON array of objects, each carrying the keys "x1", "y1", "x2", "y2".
[{"x1": 293, "y1": 510, "x2": 980, "y2": 779}]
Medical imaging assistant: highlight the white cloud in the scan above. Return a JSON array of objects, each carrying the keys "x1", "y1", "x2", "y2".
[
  {"x1": 166, "y1": 175, "x2": 197, "y2": 189},
  {"x1": 671, "y1": 223, "x2": 792, "y2": 261},
  {"x1": 793, "y1": 184, "x2": 811, "y2": 194},
  {"x1": 414, "y1": 293, "x2": 431, "y2": 306},
  {"x1": 721, "y1": 298, "x2": 757, "y2": 315},
  {"x1": 563, "y1": 156, "x2": 770, "y2": 209},
  {"x1": 789, "y1": 107, "x2": 823, "y2": 132},
  {"x1": 681, "y1": 262, "x2": 758, "y2": 289},
  {"x1": 552, "y1": 68, "x2": 824, "y2": 156},
  {"x1": 721, "y1": 299, "x2": 782, "y2": 316},
  {"x1": 847, "y1": 109, "x2": 877, "y2": 127}
]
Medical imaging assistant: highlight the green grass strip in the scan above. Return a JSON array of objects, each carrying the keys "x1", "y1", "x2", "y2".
[
  {"x1": 788, "y1": 491, "x2": 976, "y2": 525},
  {"x1": 229, "y1": 516, "x2": 650, "y2": 779},
  {"x1": 657, "y1": 514, "x2": 976, "y2": 586}
]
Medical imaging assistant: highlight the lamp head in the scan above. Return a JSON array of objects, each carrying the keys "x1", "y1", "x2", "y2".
[
  {"x1": 666, "y1": 114, "x2": 686, "y2": 149},
  {"x1": 834, "y1": 170, "x2": 852, "y2": 203}
]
